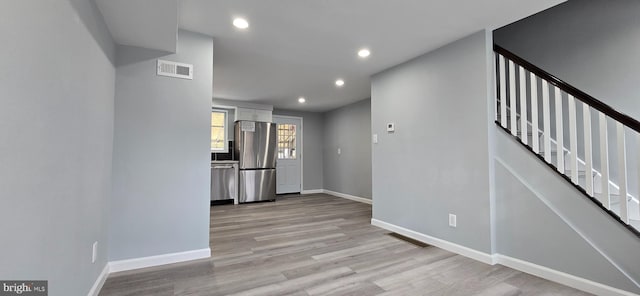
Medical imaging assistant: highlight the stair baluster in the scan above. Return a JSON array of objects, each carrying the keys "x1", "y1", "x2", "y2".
[
  {"x1": 555, "y1": 86, "x2": 565, "y2": 173},
  {"x1": 531, "y1": 73, "x2": 540, "y2": 153},
  {"x1": 583, "y1": 104, "x2": 594, "y2": 196},
  {"x1": 617, "y1": 122, "x2": 629, "y2": 223},
  {"x1": 499, "y1": 55, "x2": 507, "y2": 129},
  {"x1": 568, "y1": 95, "x2": 579, "y2": 184},
  {"x1": 519, "y1": 66, "x2": 528, "y2": 145},
  {"x1": 599, "y1": 113, "x2": 611, "y2": 209},
  {"x1": 509, "y1": 60, "x2": 517, "y2": 137},
  {"x1": 542, "y1": 81, "x2": 552, "y2": 164}
]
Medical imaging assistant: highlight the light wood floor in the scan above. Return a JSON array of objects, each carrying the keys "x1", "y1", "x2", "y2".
[{"x1": 99, "y1": 194, "x2": 591, "y2": 296}]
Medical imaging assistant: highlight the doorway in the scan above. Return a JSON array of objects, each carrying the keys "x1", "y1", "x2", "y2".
[{"x1": 273, "y1": 116, "x2": 302, "y2": 194}]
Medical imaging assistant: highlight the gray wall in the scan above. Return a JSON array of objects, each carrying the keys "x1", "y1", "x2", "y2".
[
  {"x1": 495, "y1": 129, "x2": 640, "y2": 293},
  {"x1": 0, "y1": 0, "x2": 115, "y2": 294},
  {"x1": 110, "y1": 30, "x2": 213, "y2": 260},
  {"x1": 494, "y1": 0, "x2": 640, "y2": 119},
  {"x1": 371, "y1": 30, "x2": 495, "y2": 253},
  {"x1": 227, "y1": 109, "x2": 235, "y2": 141},
  {"x1": 273, "y1": 110, "x2": 324, "y2": 190},
  {"x1": 323, "y1": 99, "x2": 372, "y2": 198}
]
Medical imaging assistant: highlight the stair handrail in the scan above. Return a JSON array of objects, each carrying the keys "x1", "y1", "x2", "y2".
[{"x1": 494, "y1": 44, "x2": 640, "y2": 134}]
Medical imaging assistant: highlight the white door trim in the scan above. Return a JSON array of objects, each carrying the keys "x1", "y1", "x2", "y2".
[{"x1": 272, "y1": 115, "x2": 304, "y2": 192}]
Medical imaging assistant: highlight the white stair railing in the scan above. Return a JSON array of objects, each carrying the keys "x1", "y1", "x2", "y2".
[
  {"x1": 599, "y1": 113, "x2": 611, "y2": 209},
  {"x1": 554, "y1": 86, "x2": 564, "y2": 173},
  {"x1": 509, "y1": 60, "x2": 518, "y2": 137},
  {"x1": 520, "y1": 66, "x2": 528, "y2": 145},
  {"x1": 531, "y1": 73, "x2": 540, "y2": 154},
  {"x1": 495, "y1": 45, "x2": 640, "y2": 232},
  {"x1": 583, "y1": 104, "x2": 594, "y2": 196},
  {"x1": 542, "y1": 80, "x2": 552, "y2": 164},
  {"x1": 617, "y1": 122, "x2": 629, "y2": 224},
  {"x1": 568, "y1": 94, "x2": 578, "y2": 184}
]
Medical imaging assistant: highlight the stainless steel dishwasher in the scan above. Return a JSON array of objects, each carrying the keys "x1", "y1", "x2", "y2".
[{"x1": 211, "y1": 161, "x2": 238, "y2": 204}]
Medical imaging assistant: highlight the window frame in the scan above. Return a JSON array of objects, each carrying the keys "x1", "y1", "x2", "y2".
[
  {"x1": 277, "y1": 123, "x2": 297, "y2": 160},
  {"x1": 211, "y1": 109, "x2": 228, "y2": 152}
]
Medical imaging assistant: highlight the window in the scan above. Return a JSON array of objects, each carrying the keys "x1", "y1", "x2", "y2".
[
  {"x1": 211, "y1": 109, "x2": 228, "y2": 152},
  {"x1": 277, "y1": 124, "x2": 296, "y2": 159}
]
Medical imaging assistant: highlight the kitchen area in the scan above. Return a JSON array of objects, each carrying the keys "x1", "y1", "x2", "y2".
[{"x1": 210, "y1": 105, "x2": 285, "y2": 205}]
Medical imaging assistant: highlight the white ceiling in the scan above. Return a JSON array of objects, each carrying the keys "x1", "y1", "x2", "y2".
[
  {"x1": 96, "y1": 0, "x2": 178, "y2": 53},
  {"x1": 97, "y1": 0, "x2": 564, "y2": 112},
  {"x1": 179, "y1": 0, "x2": 563, "y2": 112}
]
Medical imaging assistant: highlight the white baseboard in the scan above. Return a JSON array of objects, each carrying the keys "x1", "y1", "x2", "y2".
[
  {"x1": 301, "y1": 189, "x2": 324, "y2": 195},
  {"x1": 87, "y1": 263, "x2": 110, "y2": 296},
  {"x1": 370, "y1": 218, "x2": 638, "y2": 296},
  {"x1": 109, "y1": 248, "x2": 211, "y2": 273},
  {"x1": 324, "y1": 189, "x2": 372, "y2": 205},
  {"x1": 494, "y1": 254, "x2": 639, "y2": 296},
  {"x1": 370, "y1": 218, "x2": 493, "y2": 264}
]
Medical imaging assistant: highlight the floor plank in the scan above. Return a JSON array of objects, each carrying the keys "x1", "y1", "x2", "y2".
[{"x1": 99, "y1": 194, "x2": 591, "y2": 296}]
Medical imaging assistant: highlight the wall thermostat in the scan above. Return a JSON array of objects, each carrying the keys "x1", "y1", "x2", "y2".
[{"x1": 387, "y1": 122, "x2": 395, "y2": 132}]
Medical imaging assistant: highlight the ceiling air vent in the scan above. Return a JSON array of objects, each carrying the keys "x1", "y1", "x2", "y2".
[{"x1": 157, "y1": 59, "x2": 193, "y2": 80}]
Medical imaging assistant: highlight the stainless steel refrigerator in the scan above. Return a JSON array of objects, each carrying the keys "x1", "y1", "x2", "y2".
[{"x1": 234, "y1": 121, "x2": 277, "y2": 203}]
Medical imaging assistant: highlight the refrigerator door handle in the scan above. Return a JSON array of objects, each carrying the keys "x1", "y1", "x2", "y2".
[{"x1": 213, "y1": 165, "x2": 234, "y2": 169}]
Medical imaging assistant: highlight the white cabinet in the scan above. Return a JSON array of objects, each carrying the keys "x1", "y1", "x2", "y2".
[
  {"x1": 235, "y1": 107, "x2": 272, "y2": 122},
  {"x1": 236, "y1": 107, "x2": 255, "y2": 121},
  {"x1": 254, "y1": 109, "x2": 272, "y2": 122}
]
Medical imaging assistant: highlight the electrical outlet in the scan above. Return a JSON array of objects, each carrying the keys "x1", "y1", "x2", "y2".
[
  {"x1": 337, "y1": 148, "x2": 341, "y2": 155},
  {"x1": 92, "y1": 241, "x2": 98, "y2": 263},
  {"x1": 449, "y1": 214, "x2": 457, "y2": 228},
  {"x1": 372, "y1": 134, "x2": 378, "y2": 144},
  {"x1": 387, "y1": 122, "x2": 395, "y2": 132}
]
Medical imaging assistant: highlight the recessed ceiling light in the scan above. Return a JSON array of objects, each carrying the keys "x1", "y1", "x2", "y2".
[
  {"x1": 233, "y1": 18, "x2": 249, "y2": 29},
  {"x1": 335, "y1": 79, "x2": 345, "y2": 87},
  {"x1": 358, "y1": 48, "x2": 371, "y2": 58},
  {"x1": 298, "y1": 97, "x2": 306, "y2": 103}
]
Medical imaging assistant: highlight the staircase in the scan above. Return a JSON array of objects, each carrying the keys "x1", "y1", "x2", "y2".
[{"x1": 494, "y1": 45, "x2": 640, "y2": 234}]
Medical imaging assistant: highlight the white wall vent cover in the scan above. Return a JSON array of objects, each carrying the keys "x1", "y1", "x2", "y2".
[{"x1": 157, "y1": 60, "x2": 193, "y2": 80}]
